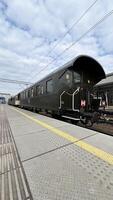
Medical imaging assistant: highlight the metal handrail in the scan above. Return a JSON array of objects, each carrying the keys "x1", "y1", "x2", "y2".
[
  {"x1": 59, "y1": 91, "x2": 66, "y2": 109},
  {"x1": 65, "y1": 92, "x2": 73, "y2": 96},
  {"x1": 72, "y1": 87, "x2": 80, "y2": 111},
  {"x1": 59, "y1": 87, "x2": 80, "y2": 111}
]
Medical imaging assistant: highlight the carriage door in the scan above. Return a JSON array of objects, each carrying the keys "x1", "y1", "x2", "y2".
[
  {"x1": 60, "y1": 91, "x2": 72, "y2": 110},
  {"x1": 72, "y1": 72, "x2": 81, "y2": 109},
  {"x1": 59, "y1": 70, "x2": 72, "y2": 110}
]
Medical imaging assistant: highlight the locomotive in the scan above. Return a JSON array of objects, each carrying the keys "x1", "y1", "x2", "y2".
[{"x1": 8, "y1": 55, "x2": 106, "y2": 126}]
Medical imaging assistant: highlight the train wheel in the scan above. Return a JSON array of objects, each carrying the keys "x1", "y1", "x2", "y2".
[
  {"x1": 85, "y1": 119, "x2": 93, "y2": 127},
  {"x1": 71, "y1": 120, "x2": 79, "y2": 125},
  {"x1": 52, "y1": 111, "x2": 61, "y2": 119},
  {"x1": 80, "y1": 117, "x2": 93, "y2": 127}
]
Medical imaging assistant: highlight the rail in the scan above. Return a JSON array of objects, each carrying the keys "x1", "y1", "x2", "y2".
[
  {"x1": 72, "y1": 87, "x2": 80, "y2": 111},
  {"x1": 59, "y1": 91, "x2": 66, "y2": 109},
  {"x1": 59, "y1": 87, "x2": 80, "y2": 111}
]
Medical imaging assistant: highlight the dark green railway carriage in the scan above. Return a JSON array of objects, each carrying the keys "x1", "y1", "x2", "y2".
[{"x1": 8, "y1": 55, "x2": 105, "y2": 125}]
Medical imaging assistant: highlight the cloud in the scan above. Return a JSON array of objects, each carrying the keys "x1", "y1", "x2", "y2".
[{"x1": 0, "y1": 0, "x2": 113, "y2": 94}]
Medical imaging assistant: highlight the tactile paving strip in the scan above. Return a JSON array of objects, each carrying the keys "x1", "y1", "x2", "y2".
[
  {"x1": 23, "y1": 143, "x2": 113, "y2": 200},
  {"x1": 0, "y1": 105, "x2": 33, "y2": 200},
  {"x1": 23, "y1": 138, "x2": 113, "y2": 200},
  {"x1": 5, "y1": 105, "x2": 113, "y2": 200}
]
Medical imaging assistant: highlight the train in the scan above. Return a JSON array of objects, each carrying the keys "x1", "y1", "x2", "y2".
[
  {"x1": 8, "y1": 55, "x2": 106, "y2": 126},
  {"x1": 0, "y1": 97, "x2": 6, "y2": 104}
]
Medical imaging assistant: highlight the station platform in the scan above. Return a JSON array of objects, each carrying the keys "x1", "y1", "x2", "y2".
[{"x1": 0, "y1": 104, "x2": 113, "y2": 200}]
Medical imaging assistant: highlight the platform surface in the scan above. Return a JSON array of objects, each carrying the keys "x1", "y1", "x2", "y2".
[{"x1": 0, "y1": 104, "x2": 113, "y2": 200}]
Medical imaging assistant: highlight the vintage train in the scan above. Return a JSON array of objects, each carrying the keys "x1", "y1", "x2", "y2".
[{"x1": 8, "y1": 55, "x2": 106, "y2": 126}]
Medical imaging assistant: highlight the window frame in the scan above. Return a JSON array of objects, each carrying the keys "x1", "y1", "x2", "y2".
[
  {"x1": 31, "y1": 87, "x2": 34, "y2": 97},
  {"x1": 46, "y1": 79, "x2": 53, "y2": 93},
  {"x1": 59, "y1": 70, "x2": 72, "y2": 85},
  {"x1": 25, "y1": 90, "x2": 28, "y2": 98},
  {"x1": 28, "y1": 90, "x2": 31, "y2": 98},
  {"x1": 36, "y1": 85, "x2": 43, "y2": 95},
  {"x1": 73, "y1": 71, "x2": 81, "y2": 84}
]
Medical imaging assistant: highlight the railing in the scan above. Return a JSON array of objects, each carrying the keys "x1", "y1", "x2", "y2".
[
  {"x1": 59, "y1": 91, "x2": 66, "y2": 109},
  {"x1": 59, "y1": 87, "x2": 80, "y2": 111},
  {"x1": 72, "y1": 87, "x2": 80, "y2": 111}
]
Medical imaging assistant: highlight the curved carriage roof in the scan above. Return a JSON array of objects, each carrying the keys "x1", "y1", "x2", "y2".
[
  {"x1": 38, "y1": 55, "x2": 106, "y2": 82},
  {"x1": 14, "y1": 55, "x2": 106, "y2": 96}
]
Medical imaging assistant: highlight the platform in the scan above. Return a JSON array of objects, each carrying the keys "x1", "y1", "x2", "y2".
[{"x1": 0, "y1": 104, "x2": 113, "y2": 200}]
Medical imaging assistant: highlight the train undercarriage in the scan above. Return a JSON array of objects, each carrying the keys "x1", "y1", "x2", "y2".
[{"x1": 58, "y1": 89, "x2": 111, "y2": 127}]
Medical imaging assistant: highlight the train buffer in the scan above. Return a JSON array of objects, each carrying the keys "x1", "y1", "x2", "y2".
[{"x1": 0, "y1": 104, "x2": 113, "y2": 200}]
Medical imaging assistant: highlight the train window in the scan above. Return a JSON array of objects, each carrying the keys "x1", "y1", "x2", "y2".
[
  {"x1": 41, "y1": 86, "x2": 43, "y2": 94},
  {"x1": 73, "y1": 72, "x2": 80, "y2": 83},
  {"x1": 21, "y1": 92, "x2": 24, "y2": 99},
  {"x1": 36, "y1": 85, "x2": 43, "y2": 95},
  {"x1": 28, "y1": 90, "x2": 31, "y2": 97},
  {"x1": 26, "y1": 90, "x2": 28, "y2": 98},
  {"x1": 59, "y1": 70, "x2": 72, "y2": 85},
  {"x1": 31, "y1": 88, "x2": 34, "y2": 97},
  {"x1": 65, "y1": 71, "x2": 72, "y2": 84},
  {"x1": 46, "y1": 79, "x2": 53, "y2": 93},
  {"x1": 24, "y1": 91, "x2": 26, "y2": 99},
  {"x1": 36, "y1": 86, "x2": 40, "y2": 95},
  {"x1": 15, "y1": 96, "x2": 18, "y2": 100},
  {"x1": 33, "y1": 87, "x2": 36, "y2": 96}
]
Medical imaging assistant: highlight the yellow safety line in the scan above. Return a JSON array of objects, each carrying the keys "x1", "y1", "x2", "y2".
[{"x1": 10, "y1": 107, "x2": 113, "y2": 165}]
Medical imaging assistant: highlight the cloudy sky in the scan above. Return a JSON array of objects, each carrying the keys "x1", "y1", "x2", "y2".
[{"x1": 0, "y1": 0, "x2": 113, "y2": 95}]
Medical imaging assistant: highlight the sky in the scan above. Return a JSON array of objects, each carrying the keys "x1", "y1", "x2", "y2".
[{"x1": 0, "y1": 0, "x2": 113, "y2": 95}]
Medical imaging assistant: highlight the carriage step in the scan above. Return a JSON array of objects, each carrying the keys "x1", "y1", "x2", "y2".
[{"x1": 62, "y1": 115, "x2": 80, "y2": 121}]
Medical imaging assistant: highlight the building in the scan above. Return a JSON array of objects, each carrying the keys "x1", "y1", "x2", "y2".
[
  {"x1": 0, "y1": 93, "x2": 11, "y2": 103},
  {"x1": 0, "y1": 96, "x2": 6, "y2": 104},
  {"x1": 95, "y1": 73, "x2": 113, "y2": 107}
]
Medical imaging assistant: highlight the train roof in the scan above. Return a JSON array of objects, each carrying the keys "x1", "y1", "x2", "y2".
[
  {"x1": 13, "y1": 55, "x2": 106, "y2": 97},
  {"x1": 96, "y1": 72, "x2": 113, "y2": 87},
  {"x1": 34, "y1": 55, "x2": 105, "y2": 83}
]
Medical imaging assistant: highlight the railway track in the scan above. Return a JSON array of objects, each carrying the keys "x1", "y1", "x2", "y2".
[
  {"x1": 89, "y1": 113, "x2": 113, "y2": 136},
  {"x1": 89, "y1": 122, "x2": 113, "y2": 136},
  {"x1": 77, "y1": 121, "x2": 113, "y2": 136},
  {"x1": 38, "y1": 110, "x2": 113, "y2": 136},
  {"x1": 14, "y1": 107, "x2": 113, "y2": 137}
]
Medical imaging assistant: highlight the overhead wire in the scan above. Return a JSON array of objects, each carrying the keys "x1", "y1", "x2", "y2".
[
  {"x1": 29, "y1": 0, "x2": 99, "y2": 79},
  {"x1": 0, "y1": 78, "x2": 32, "y2": 85},
  {"x1": 2, "y1": 0, "x2": 99, "y2": 85},
  {"x1": 41, "y1": 0, "x2": 99, "y2": 58},
  {"x1": 30, "y1": 9, "x2": 113, "y2": 81}
]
